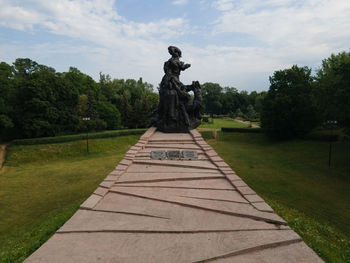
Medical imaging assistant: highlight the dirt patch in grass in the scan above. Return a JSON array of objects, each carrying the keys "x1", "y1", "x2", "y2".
[{"x1": 0, "y1": 143, "x2": 8, "y2": 170}]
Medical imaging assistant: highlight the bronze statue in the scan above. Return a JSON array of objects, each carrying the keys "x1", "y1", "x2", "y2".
[{"x1": 156, "y1": 46, "x2": 202, "y2": 133}]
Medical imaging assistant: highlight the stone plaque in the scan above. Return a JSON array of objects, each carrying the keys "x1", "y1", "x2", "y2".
[
  {"x1": 150, "y1": 150, "x2": 167, "y2": 160},
  {"x1": 182, "y1": 150, "x2": 198, "y2": 160},
  {"x1": 167, "y1": 150, "x2": 181, "y2": 160}
]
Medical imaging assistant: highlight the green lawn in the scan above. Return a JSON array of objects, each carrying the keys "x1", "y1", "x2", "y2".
[
  {"x1": 0, "y1": 135, "x2": 140, "y2": 263},
  {"x1": 205, "y1": 132, "x2": 350, "y2": 263},
  {"x1": 199, "y1": 117, "x2": 249, "y2": 130}
]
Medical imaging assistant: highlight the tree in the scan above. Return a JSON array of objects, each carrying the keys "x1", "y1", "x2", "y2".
[
  {"x1": 238, "y1": 90, "x2": 250, "y2": 113},
  {"x1": 12, "y1": 60, "x2": 82, "y2": 138},
  {"x1": 97, "y1": 101, "x2": 121, "y2": 129},
  {"x1": 261, "y1": 65, "x2": 318, "y2": 139},
  {"x1": 201, "y1": 82, "x2": 222, "y2": 115},
  {"x1": 0, "y1": 62, "x2": 15, "y2": 140},
  {"x1": 315, "y1": 51, "x2": 350, "y2": 126},
  {"x1": 120, "y1": 91, "x2": 132, "y2": 128},
  {"x1": 254, "y1": 91, "x2": 266, "y2": 117},
  {"x1": 235, "y1": 108, "x2": 244, "y2": 118},
  {"x1": 246, "y1": 104, "x2": 257, "y2": 120},
  {"x1": 220, "y1": 87, "x2": 239, "y2": 115},
  {"x1": 12, "y1": 60, "x2": 59, "y2": 137},
  {"x1": 13, "y1": 58, "x2": 40, "y2": 77}
]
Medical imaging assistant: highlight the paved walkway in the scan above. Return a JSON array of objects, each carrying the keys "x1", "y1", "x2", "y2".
[
  {"x1": 25, "y1": 128, "x2": 323, "y2": 262},
  {"x1": 234, "y1": 119, "x2": 260, "y2": 128}
]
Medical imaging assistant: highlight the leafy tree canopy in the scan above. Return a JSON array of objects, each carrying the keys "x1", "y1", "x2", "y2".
[
  {"x1": 315, "y1": 51, "x2": 350, "y2": 126},
  {"x1": 261, "y1": 65, "x2": 318, "y2": 139}
]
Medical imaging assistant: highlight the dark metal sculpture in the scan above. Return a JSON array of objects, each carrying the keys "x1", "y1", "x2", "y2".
[{"x1": 156, "y1": 46, "x2": 202, "y2": 133}]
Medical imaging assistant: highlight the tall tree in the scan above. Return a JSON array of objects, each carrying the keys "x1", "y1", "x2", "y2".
[
  {"x1": 315, "y1": 51, "x2": 350, "y2": 126},
  {"x1": 0, "y1": 62, "x2": 15, "y2": 140},
  {"x1": 261, "y1": 65, "x2": 318, "y2": 139},
  {"x1": 201, "y1": 82, "x2": 222, "y2": 115}
]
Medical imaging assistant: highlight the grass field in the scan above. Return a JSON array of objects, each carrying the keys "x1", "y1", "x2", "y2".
[
  {"x1": 198, "y1": 117, "x2": 249, "y2": 130},
  {"x1": 205, "y1": 132, "x2": 350, "y2": 263},
  {"x1": 0, "y1": 135, "x2": 140, "y2": 263}
]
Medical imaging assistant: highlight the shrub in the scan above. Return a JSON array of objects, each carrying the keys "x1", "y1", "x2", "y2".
[{"x1": 221, "y1": 127, "x2": 263, "y2": 133}]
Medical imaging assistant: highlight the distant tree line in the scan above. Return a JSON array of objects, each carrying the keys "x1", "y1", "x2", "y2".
[
  {"x1": 0, "y1": 57, "x2": 265, "y2": 141},
  {"x1": 0, "y1": 58, "x2": 158, "y2": 140},
  {"x1": 1, "y1": 50, "x2": 348, "y2": 141},
  {"x1": 200, "y1": 83, "x2": 265, "y2": 120},
  {"x1": 189, "y1": 50, "x2": 350, "y2": 139}
]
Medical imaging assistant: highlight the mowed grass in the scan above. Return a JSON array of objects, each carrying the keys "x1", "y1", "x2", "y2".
[
  {"x1": 0, "y1": 135, "x2": 140, "y2": 263},
  {"x1": 199, "y1": 117, "x2": 249, "y2": 130},
  {"x1": 205, "y1": 132, "x2": 350, "y2": 263}
]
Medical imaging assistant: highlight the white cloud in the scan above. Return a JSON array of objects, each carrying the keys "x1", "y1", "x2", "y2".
[
  {"x1": 0, "y1": 0, "x2": 190, "y2": 85},
  {"x1": 0, "y1": 0, "x2": 45, "y2": 30},
  {"x1": 1, "y1": 0, "x2": 349, "y2": 91},
  {"x1": 212, "y1": 0, "x2": 350, "y2": 64},
  {"x1": 172, "y1": 0, "x2": 188, "y2": 6},
  {"x1": 212, "y1": 0, "x2": 235, "y2": 11},
  {"x1": 0, "y1": 0, "x2": 188, "y2": 43}
]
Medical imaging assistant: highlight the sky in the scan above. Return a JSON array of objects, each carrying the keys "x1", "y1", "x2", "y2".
[{"x1": 0, "y1": 0, "x2": 349, "y2": 92}]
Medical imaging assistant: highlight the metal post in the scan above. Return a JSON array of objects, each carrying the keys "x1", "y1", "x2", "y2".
[
  {"x1": 328, "y1": 137, "x2": 332, "y2": 167},
  {"x1": 83, "y1": 117, "x2": 90, "y2": 153},
  {"x1": 86, "y1": 128, "x2": 89, "y2": 153},
  {"x1": 327, "y1": 120, "x2": 337, "y2": 168}
]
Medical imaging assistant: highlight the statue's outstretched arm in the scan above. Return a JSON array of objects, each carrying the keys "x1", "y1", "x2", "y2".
[
  {"x1": 181, "y1": 62, "x2": 191, "y2": 71},
  {"x1": 177, "y1": 60, "x2": 190, "y2": 70}
]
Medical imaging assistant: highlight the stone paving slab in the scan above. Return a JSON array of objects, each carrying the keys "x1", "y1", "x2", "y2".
[
  {"x1": 126, "y1": 164, "x2": 222, "y2": 174},
  {"x1": 58, "y1": 204, "x2": 283, "y2": 233},
  {"x1": 115, "y1": 178, "x2": 234, "y2": 190},
  {"x1": 149, "y1": 132, "x2": 192, "y2": 141},
  {"x1": 145, "y1": 143, "x2": 201, "y2": 150},
  {"x1": 147, "y1": 141, "x2": 197, "y2": 145},
  {"x1": 112, "y1": 186, "x2": 248, "y2": 203},
  {"x1": 215, "y1": 242, "x2": 324, "y2": 263},
  {"x1": 25, "y1": 231, "x2": 311, "y2": 263},
  {"x1": 25, "y1": 128, "x2": 323, "y2": 262},
  {"x1": 108, "y1": 188, "x2": 286, "y2": 224},
  {"x1": 133, "y1": 159, "x2": 217, "y2": 169},
  {"x1": 138, "y1": 148, "x2": 205, "y2": 153},
  {"x1": 117, "y1": 172, "x2": 224, "y2": 183}
]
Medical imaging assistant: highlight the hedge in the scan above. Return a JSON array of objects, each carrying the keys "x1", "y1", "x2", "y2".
[
  {"x1": 303, "y1": 132, "x2": 339, "y2": 142},
  {"x1": 11, "y1": 128, "x2": 147, "y2": 145},
  {"x1": 221, "y1": 127, "x2": 342, "y2": 141},
  {"x1": 221, "y1": 127, "x2": 263, "y2": 133}
]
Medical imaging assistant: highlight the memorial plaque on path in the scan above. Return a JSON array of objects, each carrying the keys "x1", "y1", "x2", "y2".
[
  {"x1": 150, "y1": 150, "x2": 167, "y2": 160},
  {"x1": 167, "y1": 150, "x2": 181, "y2": 160},
  {"x1": 182, "y1": 150, "x2": 198, "y2": 160}
]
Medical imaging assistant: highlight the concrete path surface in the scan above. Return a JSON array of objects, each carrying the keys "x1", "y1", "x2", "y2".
[{"x1": 25, "y1": 128, "x2": 323, "y2": 262}]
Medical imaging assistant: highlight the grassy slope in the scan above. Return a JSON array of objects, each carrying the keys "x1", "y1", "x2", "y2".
[
  {"x1": 0, "y1": 135, "x2": 140, "y2": 263},
  {"x1": 206, "y1": 132, "x2": 350, "y2": 263},
  {"x1": 1, "y1": 120, "x2": 349, "y2": 262},
  {"x1": 198, "y1": 117, "x2": 249, "y2": 130}
]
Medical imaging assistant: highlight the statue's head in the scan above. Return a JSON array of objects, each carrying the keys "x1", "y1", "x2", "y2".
[{"x1": 168, "y1": 46, "x2": 182, "y2": 58}]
